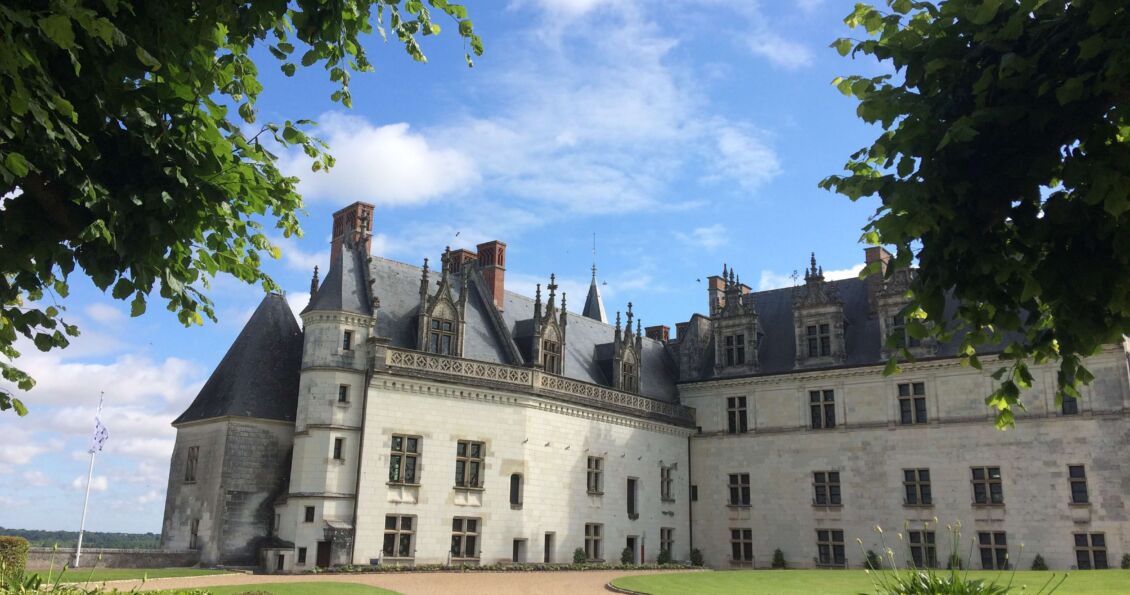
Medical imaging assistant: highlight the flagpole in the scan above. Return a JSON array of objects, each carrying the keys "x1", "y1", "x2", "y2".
[{"x1": 74, "y1": 392, "x2": 104, "y2": 568}]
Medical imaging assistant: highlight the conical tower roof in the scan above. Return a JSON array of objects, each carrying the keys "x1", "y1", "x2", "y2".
[
  {"x1": 303, "y1": 239, "x2": 372, "y2": 316},
  {"x1": 173, "y1": 293, "x2": 303, "y2": 425},
  {"x1": 582, "y1": 265, "x2": 607, "y2": 323}
]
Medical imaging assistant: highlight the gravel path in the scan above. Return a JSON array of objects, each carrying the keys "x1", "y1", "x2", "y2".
[{"x1": 97, "y1": 569, "x2": 693, "y2": 594}]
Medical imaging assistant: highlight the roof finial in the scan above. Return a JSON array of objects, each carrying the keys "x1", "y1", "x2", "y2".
[
  {"x1": 309, "y1": 265, "x2": 319, "y2": 300},
  {"x1": 615, "y1": 311, "x2": 621, "y2": 331},
  {"x1": 723, "y1": 262, "x2": 728, "y2": 279},
  {"x1": 592, "y1": 232, "x2": 598, "y2": 280},
  {"x1": 560, "y1": 292, "x2": 566, "y2": 313}
]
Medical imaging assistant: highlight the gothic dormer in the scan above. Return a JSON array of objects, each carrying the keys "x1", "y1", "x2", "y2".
[
  {"x1": 530, "y1": 274, "x2": 568, "y2": 375},
  {"x1": 877, "y1": 267, "x2": 936, "y2": 360},
  {"x1": 793, "y1": 253, "x2": 846, "y2": 368},
  {"x1": 416, "y1": 247, "x2": 468, "y2": 356},
  {"x1": 610, "y1": 304, "x2": 643, "y2": 393},
  {"x1": 710, "y1": 265, "x2": 760, "y2": 375}
]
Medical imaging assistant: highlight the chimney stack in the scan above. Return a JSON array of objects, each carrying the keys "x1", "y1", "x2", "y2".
[
  {"x1": 476, "y1": 240, "x2": 507, "y2": 311},
  {"x1": 448, "y1": 248, "x2": 477, "y2": 273},
  {"x1": 330, "y1": 202, "x2": 375, "y2": 261},
  {"x1": 865, "y1": 246, "x2": 893, "y2": 312},
  {"x1": 707, "y1": 275, "x2": 727, "y2": 314},
  {"x1": 645, "y1": 324, "x2": 670, "y2": 344}
]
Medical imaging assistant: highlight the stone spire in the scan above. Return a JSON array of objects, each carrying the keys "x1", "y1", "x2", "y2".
[
  {"x1": 308, "y1": 266, "x2": 319, "y2": 303},
  {"x1": 582, "y1": 263, "x2": 608, "y2": 323}
]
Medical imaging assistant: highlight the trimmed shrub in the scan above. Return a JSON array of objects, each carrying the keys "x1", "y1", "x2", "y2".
[
  {"x1": 0, "y1": 536, "x2": 29, "y2": 584},
  {"x1": 573, "y1": 547, "x2": 587, "y2": 564},
  {"x1": 1030, "y1": 554, "x2": 1048, "y2": 570},
  {"x1": 771, "y1": 548, "x2": 787, "y2": 569},
  {"x1": 689, "y1": 548, "x2": 704, "y2": 567},
  {"x1": 865, "y1": 549, "x2": 882, "y2": 570},
  {"x1": 620, "y1": 547, "x2": 634, "y2": 565},
  {"x1": 657, "y1": 547, "x2": 671, "y2": 565},
  {"x1": 1121, "y1": 553, "x2": 1130, "y2": 569}
]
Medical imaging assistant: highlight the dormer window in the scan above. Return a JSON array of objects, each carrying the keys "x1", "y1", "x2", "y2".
[
  {"x1": 542, "y1": 339, "x2": 562, "y2": 374},
  {"x1": 429, "y1": 319, "x2": 457, "y2": 355},
  {"x1": 621, "y1": 361, "x2": 638, "y2": 392},
  {"x1": 724, "y1": 334, "x2": 746, "y2": 366},
  {"x1": 807, "y1": 324, "x2": 832, "y2": 357},
  {"x1": 889, "y1": 315, "x2": 921, "y2": 349}
]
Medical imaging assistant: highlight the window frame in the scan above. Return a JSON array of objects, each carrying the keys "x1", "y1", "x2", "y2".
[
  {"x1": 724, "y1": 334, "x2": 746, "y2": 366},
  {"x1": 908, "y1": 530, "x2": 937, "y2": 568},
  {"x1": 542, "y1": 339, "x2": 562, "y2": 374},
  {"x1": 188, "y1": 518, "x2": 200, "y2": 550},
  {"x1": 660, "y1": 465, "x2": 675, "y2": 502},
  {"x1": 626, "y1": 477, "x2": 639, "y2": 519},
  {"x1": 1074, "y1": 533, "x2": 1107, "y2": 570},
  {"x1": 728, "y1": 473, "x2": 751, "y2": 507},
  {"x1": 730, "y1": 528, "x2": 754, "y2": 563},
  {"x1": 303, "y1": 506, "x2": 315, "y2": 523},
  {"x1": 809, "y1": 389, "x2": 836, "y2": 429},
  {"x1": 813, "y1": 471, "x2": 842, "y2": 507},
  {"x1": 1061, "y1": 396, "x2": 1079, "y2": 415},
  {"x1": 382, "y1": 515, "x2": 415, "y2": 559},
  {"x1": 510, "y1": 473, "x2": 523, "y2": 508},
  {"x1": 726, "y1": 396, "x2": 749, "y2": 434},
  {"x1": 298, "y1": 546, "x2": 308, "y2": 565},
  {"x1": 621, "y1": 361, "x2": 638, "y2": 392},
  {"x1": 428, "y1": 318, "x2": 457, "y2": 355},
  {"x1": 586, "y1": 456, "x2": 604, "y2": 495},
  {"x1": 454, "y1": 440, "x2": 485, "y2": 489},
  {"x1": 584, "y1": 523, "x2": 603, "y2": 561},
  {"x1": 903, "y1": 468, "x2": 933, "y2": 507},
  {"x1": 332, "y1": 437, "x2": 345, "y2": 461},
  {"x1": 184, "y1": 445, "x2": 199, "y2": 483},
  {"x1": 660, "y1": 527, "x2": 674, "y2": 556},
  {"x1": 971, "y1": 466, "x2": 1004, "y2": 505},
  {"x1": 816, "y1": 529, "x2": 846, "y2": 567},
  {"x1": 977, "y1": 531, "x2": 1008, "y2": 570},
  {"x1": 337, "y1": 384, "x2": 350, "y2": 404},
  {"x1": 807, "y1": 323, "x2": 832, "y2": 357},
  {"x1": 388, "y1": 435, "x2": 421, "y2": 485},
  {"x1": 897, "y1": 382, "x2": 928, "y2": 425},
  {"x1": 450, "y1": 517, "x2": 481, "y2": 560},
  {"x1": 342, "y1": 329, "x2": 353, "y2": 351},
  {"x1": 1068, "y1": 465, "x2": 1089, "y2": 504}
]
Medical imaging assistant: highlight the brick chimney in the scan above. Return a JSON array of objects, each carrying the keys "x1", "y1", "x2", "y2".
[
  {"x1": 448, "y1": 248, "x2": 477, "y2": 273},
  {"x1": 865, "y1": 246, "x2": 893, "y2": 312},
  {"x1": 674, "y1": 321, "x2": 689, "y2": 344},
  {"x1": 707, "y1": 275, "x2": 726, "y2": 314},
  {"x1": 330, "y1": 202, "x2": 375, "y2": 261},
  {"x1": 645, "y1": 324, "x2": 670, "y2": 344},
  {"x1": 476, "y1": 240, "x2": 507, "y2": 310}
]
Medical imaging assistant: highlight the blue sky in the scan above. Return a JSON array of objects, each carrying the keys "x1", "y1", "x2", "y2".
[{"x1": 0, "y1": 0, "x2": 884, "y2": 533}]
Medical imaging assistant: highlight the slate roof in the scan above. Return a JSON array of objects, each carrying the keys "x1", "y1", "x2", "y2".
[
  {"x1": 174, "y1": 293, "x2": 304, "y2": 424},
  {"x1": 303, "y1": 239, "x2": 372, "y2": 316},
  {"x1": 582, "y1": 271, "x2": 608, "y2": 323},
  {"x1": 360, "y1": 254, "x2": 679, "y2": 402}
]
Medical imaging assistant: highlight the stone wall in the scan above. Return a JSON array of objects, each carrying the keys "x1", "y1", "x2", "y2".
[{"x1": 27, "y1": 548, "x2": 198, "y2": 569}]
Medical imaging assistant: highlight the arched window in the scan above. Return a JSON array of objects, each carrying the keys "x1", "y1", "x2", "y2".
[
  {"x1": 541, "y1": 326, "x2": 562, "y2": 374},
  {"x1": 510, "y1": 473, "x2": 523, "y2": 508}
]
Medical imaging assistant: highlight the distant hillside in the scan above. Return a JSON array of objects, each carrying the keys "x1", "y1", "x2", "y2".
[{"x1": 0, "y1": 527, "x2": 161, "y2": 549}]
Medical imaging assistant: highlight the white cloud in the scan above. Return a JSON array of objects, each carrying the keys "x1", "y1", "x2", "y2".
[
  {"x1": 758, "y1": 263, "x2": 865, "y2": 291},
  {"x1": 72, "y1": 474, "x2": 108, "y2": 492},
  {"x1": 273, "y1": 235, "x2": 329, "y2": 273},
  {"x1": 286, "y1": 291, "x2": 311, "y2": 321},
  {"x1": 710, "y1": 126, "x2": 782, "y2": 190},
  {"x1": 22, "y1": 470, "x2": 51, "y2": 487},
  {"x1": 0, "y1": 426, "x2": 64, "y2": 473},
  {"x1": 3, "y1": 351, "x2": 203, "y2": 407},
  {"x1": 675, "y1": 224, "x2": 729, "y2": 250},
  {"x1": 83, "y1": 303, "x2": 126, "y2": 325},
  {"x1": 747, "y1": 32, "x2": 815, "y2": 70},
  {"x1": 137, "y1": 490, "x2": 162, "y2": 505},
  {"x1": 282, "y1": 115, "x2": 479, "y2": 206}
]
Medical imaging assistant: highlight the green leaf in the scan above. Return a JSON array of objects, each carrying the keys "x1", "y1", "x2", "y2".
[
  {"x1": 281, "y1": 63, "x2": 296, "y2": 76},
  {"x1": 831, "y1": 38, "x2": 854, "y2": 57},
  {"x1": 970, "y1": 0, "x2": 1001, "y2": 26},
  {"x1": 4, "y1": 152, "x2": 30, "y2": 177},
  {"x1": 12, "y1": 398, "x2": 28, "y2": 417},
  {"x1": 130, "y1": 294, "x2": 147, "y2": 317},
  {"x1": 38, "y1": 15, "x2": 75, "y2": 49},
  {"x1": 135, "y1": 46, "x2": 162, "y2": 71}
]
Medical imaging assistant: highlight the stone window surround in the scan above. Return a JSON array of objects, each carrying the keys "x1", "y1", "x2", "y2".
[
  {"x1": 1074, "y1": 532, "x2": 1107, "y2": 570},
  {"x1": 584, "y1": 522, "x2": 603, "y2": 561},
  {"x1": 730, "y1": 527, "x2": 753, "y2": 563},
  {"x1": 726, "y1": 396, "x2": 748, "y2": 434},
  {"x1": 450, "y1": 516, "x2": 480, "y2": 560},
  {"x1": 587, "y1": 456, "x2": 604, "y2": 495},
  {"x1": 809, "y1": 389, "x2": 836, "y2": 430},
  {"x1": 184, "y1": 445, "x2": 199, "y2": 483},
  {"x1": 383, "y1": 514, "x2": 415, "y2": 559},
  {"x1": 1068, "y1": 464, "x2": 1089, "y2": 505},
  {"x1": 977, "y1": 531, "x2": 1008, "y2": 570},
  {"x1": 971, "y1": 466, "x2": 1004, "y2": 506},
  {"x1": 813, "y1": 470, "x2": 842, "y2": 507},
  {"x1": 908, "y1": 530, "x2": 937, "y2": 568},
  {"x1": 816, "y1": 528, "x2": 846, "y2": 567},
  {"x1": 454, "y1": 440, "x2": 485, "y2": 490},
  {"x1": 903, "y1": 468, "x2": 933, "y2": 507},
  {"x1": 388, "y1": 434, "x2": 421, "y2": 486}
]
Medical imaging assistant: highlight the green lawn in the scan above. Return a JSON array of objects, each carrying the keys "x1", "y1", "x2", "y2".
[
  {"x1": 612, "y1": 569, "x2": 1130, "y2": 595},
  {"x1": 159, "y1": 583, "x2": 396, "y2": 595},
  {"x1": 32, "y1": 567, "x2": 232, "y2": 583}
]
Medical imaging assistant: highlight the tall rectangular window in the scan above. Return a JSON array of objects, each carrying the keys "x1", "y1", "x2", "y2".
[
  {"x1": 809, "y1": 390, "x2": 835, "y2": 429},
  {"x1": 428, "y1": 319, "x2": 456, "y2": 355},
  {"x1": 727, "y1": 396, "x2": 748, "y2": 434},
  {"x1": 660, "y1": 527, "x2": 674, "y2": 555},
  {"x1": 724, "y1": 334, "x2": 746, "y2": 366},
  {"x1": 1068, "y1": 465, "x2": 1088, "y2": 504},
  {"x1": 660, "y1": 465, "x2": 674, "y2": 502},
  {"x1": 908, "y1": 530, "x2": 937, "y2": 568},
  {"x1": 188, "y1": 519, "x2": 199, "y2": 549},
  {"x1": 333, "y1": 437, "x2": 344, "y2": 460},
  {"x1": 807, "y1": 324, "x2": 832, "y2": 357},
  {"x1": 184, "y1": 446, "x2": 199, "y2": 482},
  {"x1": 971, "y1": 466, "x2": 1004, "y2": 505},
  {"x1": 587, "y1": 457, "x2": 603, "y2": 494},
  {"x1": 337, "y1": 385, "x2": 350, "y2": 403},
  {"x1": 1061, "y1": 396, "x2": 1079, "y2": 415},
  {"x1": 454, "y1": 440, "x2": 484, "y2": 488},
  {"x1": 903, "y1": 469, "x2": 933, "y2": 506},
  {"x1": 627, "y1": 477, "x2": 639, "y2": 519},
  {"x1": 1074, "y1": 533, "x2": 1107, "y2": 569},
  {"x1": 728, "y1": 473, "x2": 751, "y2": 506},
  {"x1": 389, "y1": 435, "x2": 420, "y2": 484},
  {"x1": 510, "y1": 473, "x2": 523, "y2": 506},
  {"x1": 816, "y1": 529, "x2": 846, "y2": 567},
  {"x1": 542, "y1": 340, "x2": 562, "y2": 374},
  {"x1": 450, "y1": 517, "x2": 480, "y2": 559},
  {"x1": 298, "y1": 546, "x2": 308, "y2": 564},
  {"x1": 730, "y1": 528, "x2": 753, "y2": 562},
  {"x1": 621, "y1": 362, "x2": 638, "y2": 392},
  {"x1": 978, "y1": 531, "x2": 1008, "y2": 569},
  {"x1": 813, "y1": 471, "x2": 841, "y2": 506},
  {"x1": 898, "y1": 382, "x2": 928, "y2": 424},
  {"x1": 342, "y1": 330, "x2": 353, "y2": 351},
  {"x1": 584, "y1": 523, "x2": 603, "y2": 560},
  {"x1": 383, "y1": 515, "x2": 415, "y2": 558},
  {"x1": 304, "y1": 506, "x2": 315, "y2": 523}
]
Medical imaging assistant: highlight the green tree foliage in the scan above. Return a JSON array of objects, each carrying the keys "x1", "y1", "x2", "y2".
[
  {"x1": 823, "y1": 0, "x2": 1130, "y2": 427},
  {"x1": 0, "y1": 528, "x2": 159, "y2": 549},
  {"x1": 0, "y1": 1, "x2": 482, "y2": 416},
  {"x1": 573, "y1": 547, "x2": 587, "y2": 564},
  {"x1": 0, "y1": 535, "x2": 29, "y2": 584},
  {"x1": 771, "y1": 548, "x2": 787, "y2": 569}
]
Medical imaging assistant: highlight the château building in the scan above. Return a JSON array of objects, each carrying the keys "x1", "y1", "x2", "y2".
[{"x1": 160, "y1": 202, "x2": 1129, "y2": 572}]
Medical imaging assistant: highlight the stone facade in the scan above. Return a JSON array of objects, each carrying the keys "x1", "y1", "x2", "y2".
[{"x1": 161, "y1": 202, "x2": 1129, "y2": 572}]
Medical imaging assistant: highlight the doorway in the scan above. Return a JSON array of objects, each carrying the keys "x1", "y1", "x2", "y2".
[
  {"x1": 626, "y1": 536, "x2": 638, "y2": 564},
  {"x1": 316, "y1": 541, "x2": 331, "y2": 568},
  {"x1": 512, "y1": 538, "x2": 527, "y2": 563},
  {"x1": 544, "y1": 532, "x2": 554, "y2": 563}
]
